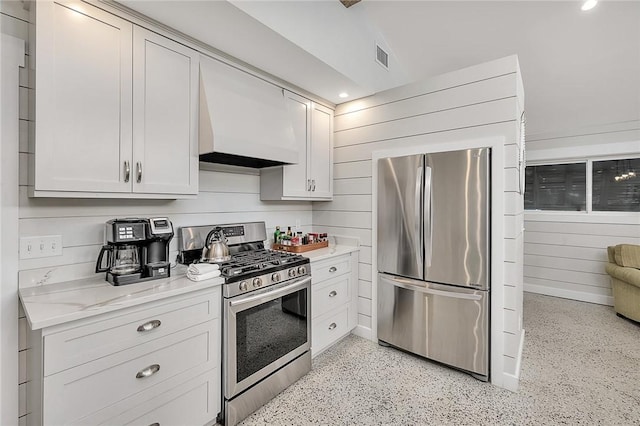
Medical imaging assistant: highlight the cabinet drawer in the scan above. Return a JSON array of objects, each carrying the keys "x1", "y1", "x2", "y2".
[
  {"x1": 312, "y1": 306, "x2": 349, "y2": 356},
  {"x1": 312, "y1": 254, "x2": 351, "y2": 284},
  {"x1": 44, "y1": 288, "x2": 220, "y2": 376},
  {"x1": 73, "y1": 368, "x2": 220, "y2": 426},
  {"x1": 312, "y1": 275, "x2": 350, "y2": 319},
  {"x1": 43, "y1": 320, "x2": 218, "y2": 425}
]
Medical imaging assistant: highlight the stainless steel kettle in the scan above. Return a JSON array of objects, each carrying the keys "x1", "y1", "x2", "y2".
[{"x1": 201, "y1": 227, "x2": 231, "y2": 263}]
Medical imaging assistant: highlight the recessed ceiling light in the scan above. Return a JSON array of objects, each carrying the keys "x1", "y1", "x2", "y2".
[
  {"x1": 581, "y1": 0, "x2": 597, "y2": 11},
  {"x1": 338, "y1": 92, "x2": 349, "y2": 99}
]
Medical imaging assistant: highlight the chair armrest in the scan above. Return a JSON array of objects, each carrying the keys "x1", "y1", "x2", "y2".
[{"x1": 606, "y1": 263, "x2": 640, "y2": 289}]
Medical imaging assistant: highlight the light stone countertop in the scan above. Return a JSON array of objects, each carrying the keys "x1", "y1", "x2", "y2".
[
  {"x1": 19, "y1": 265, "x2": 224, "y2": 330},
  {"x1": 301, "y1": 244, "x2": 359, "y2": 263}
]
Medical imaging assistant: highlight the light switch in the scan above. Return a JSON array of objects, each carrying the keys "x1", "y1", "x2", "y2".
[{"x1": 20, "y1": 235, "x2": 63, "y2": 259}]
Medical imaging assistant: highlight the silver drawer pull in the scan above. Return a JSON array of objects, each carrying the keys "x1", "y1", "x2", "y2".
[
  {"x1": 329, "y1": 291, "x2": 337, "y2": 297},
  {"x1": 328, "y1": 322, "x2": 337, "y2": 330},
  {"x1": 136, "y1": 364, "x2": 160, "y2": 379},
  {"x1": 137, "y1": 319, "x2": 161, "y2": 332},
  {"x1": 149, "y1": 423, "x2": 159, "y2": 426},
  {"x1": 329, "y1": 266, "x2": 337, "y2": 273},
  {"x1": 124, "y1": 161, "x2": 130, "y2": 183}
]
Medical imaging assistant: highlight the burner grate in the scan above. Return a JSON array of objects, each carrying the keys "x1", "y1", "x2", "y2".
[{"x1": 218, "y1": 249, "x2": 304, "y2": 278}]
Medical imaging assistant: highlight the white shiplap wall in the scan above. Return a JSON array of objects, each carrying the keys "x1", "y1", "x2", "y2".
[
  {"x1": 314, "y1": 56, "x2": 525, "y2": 389},
  {"x1": 525, "y1": 121, "x2": 640, "y2": 305},
  {"x1": 5, "y1": 4, "x2": 313, "y2": 423},
  {"x1": 2, "y1": 3, "x2": 31, "y2": 425}
]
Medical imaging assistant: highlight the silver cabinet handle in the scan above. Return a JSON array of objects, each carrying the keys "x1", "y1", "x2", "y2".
[
  {"x1": 137, "y1": 319, "x2": 161, "y2": 332},
  {"x1": 329, "y1": 290, "x2": 337, "y2": 297},
  {"x1": 136, "y1": 364, "x2": 160, "y2": 379},
  {"x1": 328, "y1": 322, "x2": 337, "y2": 330},
  {"x1": 307, "y1": 179, "x2": 311, "y2": 191},
  {"x1": 136, "y1": 162, "x2": 142, "y2": 183},
  {"x1": 124, "y1": 161, "x2": 130, "y2": 183},
  {"x1": 312, "y1": 179, "x2": 316, "y2": 191},
  {"x1": 329, "y1": 266, "x2": 337, "y2": 273},
  {"x1": 149, "y1": 423, "x2": 159, "y2": 426}
]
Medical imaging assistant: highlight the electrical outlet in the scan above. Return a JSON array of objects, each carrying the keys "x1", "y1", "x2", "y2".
[{"x1": 20, "y1": 235, "x2": 63, "y2": 259}]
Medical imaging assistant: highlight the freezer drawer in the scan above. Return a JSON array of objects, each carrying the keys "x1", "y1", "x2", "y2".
[{"x1": 377, "y1": 273, "x2": 489, "y2": 378}]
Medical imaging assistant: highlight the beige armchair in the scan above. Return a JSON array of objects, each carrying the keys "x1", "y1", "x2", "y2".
[{"x1": 606, "y1": 244, "x2": 640, "y2": 322}]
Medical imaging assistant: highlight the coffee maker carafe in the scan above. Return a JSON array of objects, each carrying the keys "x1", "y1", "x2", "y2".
[{"x1": 96, "y1": 218, "x2": 174, "y2": 285}]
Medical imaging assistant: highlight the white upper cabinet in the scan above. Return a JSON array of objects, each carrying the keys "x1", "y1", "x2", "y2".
[
  {"x1": 132, "y1": 27, "x2": 199, "y2": 195},
  {"x1": 260, "y1": 91, "x2": 334, "y2": 201},
  {"x1": 32, "y1": 1, "x2": 199, "y2": 198},
  {"x1": 34, "y1": 1, "x2": 133, "y2": 194},
  {"x1": 309, "y1": 103, "x2": 333, "y2": 199}
]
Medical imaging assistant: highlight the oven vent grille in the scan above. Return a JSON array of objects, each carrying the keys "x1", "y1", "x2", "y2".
[{"x1": 376, "y1": 44, "x2": 389, "y2": 70}]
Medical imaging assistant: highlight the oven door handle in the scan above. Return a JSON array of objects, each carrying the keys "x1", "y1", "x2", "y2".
[{"x1": 229, "y1": 276, "x2": 311, "y2": 307}]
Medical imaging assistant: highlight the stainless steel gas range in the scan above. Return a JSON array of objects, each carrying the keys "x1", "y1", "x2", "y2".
[{"x1": 178, "y1": 222, "x2": 311, "y2": 426}]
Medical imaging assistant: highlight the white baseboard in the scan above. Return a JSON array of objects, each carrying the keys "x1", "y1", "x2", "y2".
[
  {"x1": 352, "y1": 325, "x2": 373, "y2": 341},
  {"x1": 524, "y1": 283, "x2": 613, "y2": 306},
  {"x1": 502, "y1": 328, "x2": 525, "y2": 392}
]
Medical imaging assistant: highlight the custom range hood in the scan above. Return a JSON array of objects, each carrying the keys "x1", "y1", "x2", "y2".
[{"x1": 199, "y1": 55, "x2": 299, "y2": 168}]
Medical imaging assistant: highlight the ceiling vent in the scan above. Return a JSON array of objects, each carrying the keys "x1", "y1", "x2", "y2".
[{"x1": 376, "y1": 44, "x2": 389, "y2": 70}]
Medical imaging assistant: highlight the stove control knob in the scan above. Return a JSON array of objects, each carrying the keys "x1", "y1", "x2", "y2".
[
  {"x1": 288, "y1": 269, "x2": 297, "y2": 278},
  {"x1": 239, "y1": 281, "x2": 248, "y2": 291},
  {"x1": 298, "y1": 266, "x2": 307, "y2": 275},
  {"x1": 253, "y1": 278, "x2": 263, "y2": 288},
  {"x1": 271, "y1": 273, "x2": 281, "y2": 282}
]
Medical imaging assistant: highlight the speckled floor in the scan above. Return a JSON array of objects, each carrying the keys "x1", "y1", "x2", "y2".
[{"x1": 239, "y1": 293, "x2": 640, "y2": 425}]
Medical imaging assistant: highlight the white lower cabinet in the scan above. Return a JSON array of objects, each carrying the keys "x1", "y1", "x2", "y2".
[
  {"x1": 310, "y1": 252, "x2": 359, "y2": 357},
  {"x1": 27, "y1": 287, "x2": 221, "y2": 426}
]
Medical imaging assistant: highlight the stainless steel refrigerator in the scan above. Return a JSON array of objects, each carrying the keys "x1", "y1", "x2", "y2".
[{"x1": 377, "y1": 148, "x2": 490, "y2": 380}]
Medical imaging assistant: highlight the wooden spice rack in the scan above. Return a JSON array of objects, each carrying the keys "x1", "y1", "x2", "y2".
[{"x1": 272, "y1": 240, "x2": 328, "y2": 253}]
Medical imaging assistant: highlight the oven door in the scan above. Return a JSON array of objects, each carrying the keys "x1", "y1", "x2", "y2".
[{"x1": 224, "y1": 276, "x2": 311, "y2": 398}]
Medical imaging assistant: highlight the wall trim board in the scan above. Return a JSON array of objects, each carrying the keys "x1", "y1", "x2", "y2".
[
  {"x1": 501, "y1": 329, "x2": 525, "y2": 392},
  {"x1": 524, "y1": 284, "x2": 614, "y2": 306},
  {"x1": 527, "y1": 139, "x2": 640, "y2": 163},
  {"x1": 526, "y1": 120, "x2": 640, "y2": 143},
  {"x1": 1, "y1": 33, "x2": 25, "y2": 426},
  {"x1": 352, "y1": 325, "x2": 373, "y2": 341},
  {"x1": 525, "y1": 211, "x2": 640, "y2": 225}
]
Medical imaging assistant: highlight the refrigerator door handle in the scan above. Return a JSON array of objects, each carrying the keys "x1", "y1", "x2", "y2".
[
  {"x1": 424, "y1": 166, "x2": 433, "y2": 268},
  {"x1": 384, "y1": 275, "x2": 482, "y2": 301},
  {"x1": 415, "y1": 165, "x2": 424, "y2": 266}
]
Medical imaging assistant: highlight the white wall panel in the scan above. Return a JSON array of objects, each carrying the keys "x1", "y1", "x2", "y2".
[
  {"x1": 525, "y1": 231, "x2": 639, "y2": 248},
  {"x1": 333, "y1": 177, "x2": 372, "y2": 195},
  {"x1": 357, "y1": 313, "x2": 372, "y2": 329},
  {"x1": 357, "y1": 296, "x2": 372, "y2": 316},
  {"x1": 334, "y1": 74, "x2": 517, "y2": 133},
  {"x1": 334, "y1": 121, "x2": 514, "y2": 164},
  {"x1": 313, "y1": 195, "x2": 371, "y2": 212},
  {"x1": 358, "y1": 280, "x2": 372, "y2": 299},
  {"x1": 358, "y1": 246, "x2": 372, "y2": 265},
  {"x1": 503, "y1": 309, "x2": 519, "y2": 334},
  {"x1": 358, "y1": 263, "x2": 372, "y2": 282},
  {"x1": 524, "y1": 243, "x2": 608, "y2": 262},
  {"x1": 334, "y1": 160, "x2": 371, "y2": 179},
  {"x1": 525, "y1": 254, "x2": 607, "y2": 274}
]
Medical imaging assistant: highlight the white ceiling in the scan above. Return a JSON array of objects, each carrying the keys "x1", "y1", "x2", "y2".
[{"x1": 118, "y1": 0, "x2": 640, "y2": 136}]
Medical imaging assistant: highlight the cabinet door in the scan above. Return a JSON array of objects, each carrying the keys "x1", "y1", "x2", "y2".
[
  {"x1": 309, "y1": 103, "x2": 333, "y2": 198},
  {"x1": 35, "y1": 1, "x2": 133, "y2": 193},
  {"x1": 282, "y1": 91, "x2": 311, "y2": 197},
  {"x1": 132, "y1": 27, "x2": 199, "y2": 195}
]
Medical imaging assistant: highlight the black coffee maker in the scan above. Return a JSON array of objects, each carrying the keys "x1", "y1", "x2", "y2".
[{"x1": 96, "y1": 217, "x2": 174, "y2": 285}]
